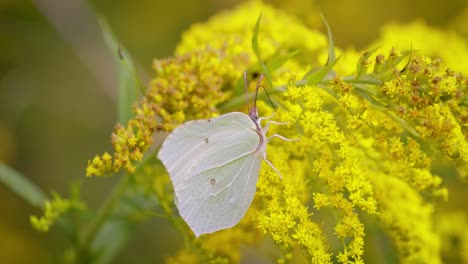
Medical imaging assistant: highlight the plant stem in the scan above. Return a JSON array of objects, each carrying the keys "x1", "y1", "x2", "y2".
[
  {"x1": 77, "y1": 174, "x2": 129, "y2": 261},
  {"x1": 76, "y1": 150, "x2": 158, "y2": 261}
]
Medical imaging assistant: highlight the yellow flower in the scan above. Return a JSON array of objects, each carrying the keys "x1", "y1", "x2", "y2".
[
  {"x1": 176, "y1": 0, "x2": 328, "y2": 73},
  {"x1": 30, "y1": 192, "x2": 85, "y2": 232},
  {"x1": 82, "y1": 1, "x2": 467, "y2": 263},
  {"x1": 87, "y1": 46, "x2": 248, "y2": 176},
  {"x1": 374, "y1": 174, "x2": 441, "y2": 264},
  {"x1": 165, "y1": 250, "x2": 199, "y2": 264},
  {"x1": 374, "y1": 20, "x2": 468, "y2": 73}
]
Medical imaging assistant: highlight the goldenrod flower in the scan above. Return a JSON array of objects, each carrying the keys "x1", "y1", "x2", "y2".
[
  {"x1": 80, "y1": 1, "x2": 468, "y2": 263},
  {"x1": 374, "y1": 20, "x2": 468, "y2": 73},
  {"x1": 30, "y1": 192, "x2": 85, "y2": 232}
]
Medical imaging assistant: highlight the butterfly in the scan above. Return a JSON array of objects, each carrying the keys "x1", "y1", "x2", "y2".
[{"x1": 157, "y1": 72, "x2": 291, "y2": 237}]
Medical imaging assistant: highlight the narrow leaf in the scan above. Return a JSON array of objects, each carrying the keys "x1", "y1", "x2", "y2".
[
  {"x1": 251, "y1": 12, "x2": 262, "y2": 59},
  {"x1": 266, "y1": 49, "x2": 301, "y2": 73},
  {"x1": 353, "y1": 84, "x2": 387, "y2": 107},
  {"x1": 321, "y1": 14, "x2": 336, "y2": 65},
  {"x1": 345, "y1": 74, "x2": 384, "y2": 86},
  {"x1": 392, "y1": 50, "x2": 413, "y2": 70},
  {"x1": 251, "y1": 12, "x2": 272, "y2": 86},
  {"x1": 301, "y1": 15, "x2": 338, "y2": 85},
  {"x1": 92, "y1": 221, "x2": 132, "y2": 264},
  {"x1": 99, "y1": 19, "x2": 139, "y2": 124},
  {"x1": 305, "y1": 56, "x2": 340, "y2": 85},
  {"x1": 356, "y1": 46, "x2": 380, "y2": 76},
  {"x1": 0, "y1": 163, "x2": 47, "y2": 208},
  {"x1": 399, "y1": 48, "x2": 415, "y2": 73},
  {"x1": 232, "y1": 48, "x2": 300, "y2": 99}
]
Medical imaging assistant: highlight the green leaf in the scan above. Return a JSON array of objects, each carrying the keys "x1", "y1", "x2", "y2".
[
  {"x1": 251, "y1": 11, "x2": 272, "y2": 86},
  {"x1": 356, "y1": 46, "x2": 380, "y2": 76},
  {"x1": 99, "y1": 19, "x2": 140, "y2": 124},
  {"x1": 266, "y1": 49, "x2": 301, "y2": 73},
  {"x1": 303, "y1": 56, "x2": 340, "y2": 85},
  {"x1": 89, "y1": 174, "x2": 158, "y2": 263},
  {"x1": 232, "y1": 48, "x2": 300, "y2": 100},
  {"x1": 352, "y1": 84, "x2": 388, "y2": 108},
  {"x1": 219, "y1": 85, "x2": 284, "y2": 112},
  {"x1": 321, "y1": 14, "x2": 336, "y2": 65},
  {"x1": 251, "y1": 12, "x2": 262, "y2": 59},
  {"x1": 345, "y1": 74, "x2": 384, "y2": 86},
  {"x1": 302, "y1": 15, "x2": 339, "y2": 85},
  {"x1": 388, "y1": 49, "x2": 413, "y2": 72},
  {"x1": 0, "y1": 163, "x2": 47, "y2": 208},
  {"x1": 398, "y1": 49, "x2": 415, "y2": 73},
  {"x1": 91, "y1": 221, "x2": 133, "y2": 264}
]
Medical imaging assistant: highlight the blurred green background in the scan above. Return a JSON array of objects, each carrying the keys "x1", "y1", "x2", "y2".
[{"x1": 0, "y1": 0, "x2": 466, "y2": 263}]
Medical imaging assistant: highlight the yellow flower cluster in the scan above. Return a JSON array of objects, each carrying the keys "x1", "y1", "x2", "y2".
[
  {"x1": 256, "y1": 144, "x2": 332, "y2": 263},
  {"x1": 165, "y1": 222, "x2": 260, "y2": 264},
  {"x1": 325, "y1": 53, "x2": 455, "y2": 262},
  {"x1": 274, "y1": 81, "x2": 378, "y2": 263},
  {"x1": 198, "y1": 208, "x2": 261, "y2": 263},
  {"x1": 30, "y1": 192, "x2": 85, "y2": 232},
  {"x1": 164, "y1": 192, "x2": 262, "y2": 263},
  {"x1": 385, "y1": 137, "x2": 447, "y2": 197},
  {"x1": 267, "y1": 47, "x2": 460, "y2": 262},
  {"x1": 87, "y1": 47, "x2": 249, "y2": 176},
  {"x1": 176, "y1": 0, "x2": 328, "y2": 72},
  {"x1": 374, "y1": 175, "x2": 441, "y2": 263},
  {"x1": 151, "y1": 2, "x2": 467, "y2": 263},
  {"x1": 86, "y1": 0, "x2": 332, "y2": 178},
  {"x1": 374, "y1": 20, "x2": 468, "y2": 73},
  {"x1": 380, "y1": 55, "x2": 467, "y2": 166},
  {"x1": 86, "y1": 152, "x2": 113, "y2": 176},
  {"x1": 83, "y1": 1, "x2": 468, "y2": 263}
]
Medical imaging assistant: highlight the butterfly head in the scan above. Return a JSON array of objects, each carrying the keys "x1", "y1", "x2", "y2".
[
  {"x1": 244, "y1": 71, "x2": 264, "y2": 124},
  {"x1": 248, "y1": 105, "x2": 259, "y2": 123}
]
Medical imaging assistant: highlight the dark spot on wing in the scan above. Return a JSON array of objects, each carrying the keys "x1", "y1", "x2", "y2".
[
  {"x1": 210, "y1": 178, "x2": 216, "y2": 185},
  {"x1": 204, "y1": 138, "x2": 209, "y2": 143},
  {"x1": 208, "y1": 119, "x2": 211, "y2": 123}
]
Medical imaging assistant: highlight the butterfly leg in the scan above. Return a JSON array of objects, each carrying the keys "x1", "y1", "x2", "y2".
[
  {"x1": 263, "y1": 151, "x2": 283, "y2": 180},
  {"x1": 263, "y1": 120, "x2": 289, "y2": 133},
  {"x1": 267, "y1": 134, "x2": 298, "y2": 142},
  {"x1": 258, "y1": 114, "x2": 276, "y2": 123},
  {"x1": 266, "y1": 120, "x2": 289, "y2": 125}
]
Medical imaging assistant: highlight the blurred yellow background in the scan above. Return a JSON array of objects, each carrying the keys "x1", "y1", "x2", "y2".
[{"x1": 0, "y1": 0, "x2": 466, "y2": 262}]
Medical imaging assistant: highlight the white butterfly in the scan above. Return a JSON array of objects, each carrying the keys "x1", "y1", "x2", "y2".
[{"x1": 157, "y1": 73, "x2": 290, "y2": 237}]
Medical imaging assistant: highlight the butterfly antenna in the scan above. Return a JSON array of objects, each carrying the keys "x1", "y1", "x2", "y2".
[
  {"x1": 258, "y1": 84, "x2": 276, "y2": 110},
  {"x1": 243, "y1": 71, "x2": 250, "y2": 112}
]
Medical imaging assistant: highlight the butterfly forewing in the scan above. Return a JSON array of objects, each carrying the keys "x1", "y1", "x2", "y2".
[{"x1": 157, "y1": 112, "x2": 263, "y2": 236}]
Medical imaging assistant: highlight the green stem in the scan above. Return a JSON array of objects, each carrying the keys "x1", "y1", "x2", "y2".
[
  {"x1": 76, "y1": 150, "x2": 158, "y2": 261},
  {"x1": 77, "y1": 174, "x2": 129, "y2": 260}
]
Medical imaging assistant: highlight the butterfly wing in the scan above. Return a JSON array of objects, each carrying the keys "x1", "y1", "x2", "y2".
[{"x1": 157, "y1": 112, "x2": 263, "y2": 237}]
